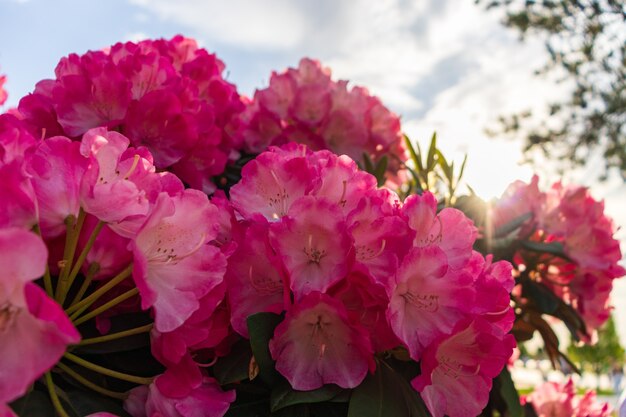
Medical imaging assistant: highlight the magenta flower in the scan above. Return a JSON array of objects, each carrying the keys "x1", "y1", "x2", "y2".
[
  {"x1": 131, "y1": 189, "x2": 226, "y2": 332},
  {"x1": 412, "y1": 319, "x2": 516, "y2": 417},
  {"x1": 125, "y1": 356, "x2": 234, "y2": 417},
  {"x1": 388, "y1": 246, "x2": 475, "y2": 360},
  {"x1": 403, "y1": 192, "x2": 477, "y2": 270},
  {"x1": 27, "y1": 136, "x2": 89, "y2": 238},
  {"x1": 270, "y1": 196, "x2": 354, "y2": 299},
  {"x1": 269, "y1": 292, "x2": 374, "y2": 390},
  {"x1": 0, "y1": 73, "x2": 7, "y2": 106},
  {"x1": 0, "y1": 228, "x2": 80, "y2": 403},
  {"x1": 523, "y1": 378, "x2": 611, "y2": 417},
  {"x1": 225, "y1": 220, "x2": 286, "y2": 337},
  {"x1": 19, "y1": 36, "x2": 244, "y2": 193}
]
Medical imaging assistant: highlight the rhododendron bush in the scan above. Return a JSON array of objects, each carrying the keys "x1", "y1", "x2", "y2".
[{"x1": 1, "y1": 36, "x2": 622, "y2": 417}]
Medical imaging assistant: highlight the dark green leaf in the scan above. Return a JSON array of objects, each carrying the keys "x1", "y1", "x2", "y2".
[
  {"x1": 404, "y1": 135, "x2": 423, "y2": 172},
  {"x1": 362, "y1": 152, "x2": 375, "y2": 174},
  {"x1": 348, "y1": 360, "x2": 429, "y2": 417},
  {"x1": 66, "y1": 390, "x2": 131, "y2": 417},
  {"x1": 523, "y1": 280, "x2": 560, "y2": 314},
  {"x1": 374, "y1": 156, "x2": 388, "y2": 187},
  {"x1": 494, "y1": 212, "x2": 533, "y2": 238},
  {"x1": 426, "y1": 132, "x2": 437, "y2": 171},
  {"x1": 498, "y1": 368, "x2": 523, "y2": 417},
  {"x1": 520, "y1": 240, "x2": 569, "y2": 260},
  {"x1": 271, "y1": 381, "x2": 344, "y2": 412},
  {"x1": 225, "y1": 398, "x2": 271, "y2": 417},
  {"x1": 247, "y1": 312, "x2": 284, "y2": 386},
  {"x1": 10, "y1": 390, "x2": 56, "y2": 417},
  {"x1": 271, "y1": 404, "x2": 309, "y2": 417},
  {"x1": 214, "y1": 339, "x2": 254, "y2": 385}
]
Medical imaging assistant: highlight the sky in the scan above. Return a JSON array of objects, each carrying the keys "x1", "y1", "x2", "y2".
[{"x1": 1, "y1": 0, "x2": 626, "y2": 344}]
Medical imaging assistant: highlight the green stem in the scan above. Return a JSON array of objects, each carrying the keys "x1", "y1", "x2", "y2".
[
  {"x1": 72, "y1": 287, "x2": 139, "y2": 326},
  {"x1": 65, "y1": 263, "x2": 133, "y2": 315},
  {"x1": 69, "y1": 262, "x2": 100, "y2": 307},
  {"x1": 64, "y1": 220, "x2": 105, "y2": 301},
  {"x1": 63, "y1": 352, "x2": 154, "y2": 385},
  {"x1": 32, "y1": 224, "x2": 54, "y2": 296},
  {"x1": 78, "y1": 323, "x2": 153, "y2": 346},
  {"x1": 44, "y1": 372, "x2": 70, "y2": 417},
  {"x1": 56, "y1": 362, "x2": 128, "y2": 400},
  {"x1": 56, "y1": 210, "x2": 86, "y2": 302}
]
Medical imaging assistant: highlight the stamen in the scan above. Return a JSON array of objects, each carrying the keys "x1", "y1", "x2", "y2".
[
  {"x1": 338, "y1": 180, "x2": 348, "y2": 207},
  {"x1": 123, "y1": 154, "x2": 141, "y2": 179}
]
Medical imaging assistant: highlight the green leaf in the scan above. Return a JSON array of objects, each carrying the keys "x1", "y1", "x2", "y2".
[
  {"x1": 404, "y1": 135, "x2": 423, "y2": 172},
  {"x1": 374, "y1": 156, "x2": 388, "y2": 186},
  {"x1": 493, "y1": 212, "x2": 533, "y2": 238},
  {"x1": 271, "y1": 404, "x2": 310, "y2": 417},
  {"x1": 10, "y1": 390, "x2": 56, "y2": 417},
  {"x1": 426, "y1": 132, "x2": 438, "y2": 171},
  {"x1": 214, "y1": 339, "x2": 254, "y2": 385},
  {"x1": 362, "y1": 152, "x2": 375, "y2": 174},
  {"x1": 247, "y1": 312, "x2": 284, "y2": 386},
  {"x1": 523, "y1": 280, "x2": 560, "y2": 314},
  {"x1": 498, "y1": 368, "x2": 523, "y2": 417},
  {"x1": 66, "y1": 390, "x2": 131, "y2": 417},
  {"x1": 348, "y1": 360, "x2": 429, "y2": 417},
  {"x1": 520, "y1": 240, "x2": 569, "y2": 260},
  {"x1": 271, "y1": 381, "x2": 344, "y2": 412}
]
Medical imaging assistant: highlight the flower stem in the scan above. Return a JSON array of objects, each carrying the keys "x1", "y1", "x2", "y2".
[
  {"x1": 32, "y1": 224, "x2": 54, "y2": 296},
  {"x1": 65, "y1": 263, "x2": 133, "y2": 315},
  {"x1": 69, "y1": 262, "x2": 99, "y2": 307},
  {"x1": 56, "y1": 210, "x2": 86, "y2": 302},
  {"x1": 44, "y1": 372, "x2": 71, "y2": 417},
  {"x1": 64, "y1": 220, "x2": 105, "y2": 303},
  {"x1": 56, "y1": 362, "x2": 128, "y2": 400},
  {"x1": 78, "y1": 323, "x2": 153, "y2": 346},
  {"x1": 72, "y1": 287, "x2": 139, "y2": 325},
  {"x1": 63, "y1": 352, "x2": 154, "y2": 385}
]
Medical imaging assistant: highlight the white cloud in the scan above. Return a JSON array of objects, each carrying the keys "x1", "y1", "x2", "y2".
[{"x1": 129, "y1": 0, "x2": 307, "y2": 50}]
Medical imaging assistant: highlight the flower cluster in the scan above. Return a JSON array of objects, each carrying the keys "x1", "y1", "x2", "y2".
[
  {"x1": 17, "y1": 36, "x2": 245, "y2": 193},
  {"x1": 490, "y1": 175, "x2": 625, "y2": 337},
  {"x1": 237, "y1": 58, "x2": 407, "y2": 186},
  {"x1": 226, "y1": 143, "x2": 516, "y2": 417},
  {"x1": 522, "y1": 378, "x2": 611, "y2": 417},
  {"x1": 0, "y1": 116, "x2": 234, "y2": 416}
]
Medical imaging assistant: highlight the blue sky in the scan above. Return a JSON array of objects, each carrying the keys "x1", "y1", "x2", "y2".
[{"x1": 2, "y1": 0, "x2": 626, "y2": 343}]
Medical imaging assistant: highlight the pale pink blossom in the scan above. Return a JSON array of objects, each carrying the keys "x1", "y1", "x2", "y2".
[
  {"x1": 131, "y1": 190, "x2": 226, "y2": 332},
  {"x1": 269, "y1": 292, "x2": 374, "y2": 390},
  {"x1": 0, "y1": 228, "x2": 80, "y2": 403}
]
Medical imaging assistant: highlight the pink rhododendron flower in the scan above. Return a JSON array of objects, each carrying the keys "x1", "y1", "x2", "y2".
[
  {"x1": 19, "y1": 36, "x2": 244, "y2": 193},
  {"x1": 27, "y1": 136, "x2": 89, "y2": 238},
  {"x1": 229, "y1": 143, "x2": 318, "y2": 221},
  {"x1": 403, "y1": 192, "x2": 477, "y2": 270},
  {"x1": 0, "y1": 114, "x2": 39, "y2": 164},
  {"x1": 413, "y1": 319, "x2": 516, "y2": 417},
  {"x1": 0, "y1": 404, "x2": 16, "y2": 417},
  {"x1": 238, "y1": 58, "x2": 407, "y2": 186},
  {"x1": 523, "y1": 378, "x2": 611, "y2": 417},
  {"x1": 125, "y1": 356, "x2": 234, "y2": 417},
  {"x1": 388, "y1": 246, "x2": 476, "y2": 360},
  {"x1": 131, "y1": 189, "x2": 227, "y2": 332},
  {"x1": 0, "y1": 228, "x2": 80, "y2": 403},
  {"x1": 269, "y1": 292, "x2": 374, "y2": 390},
  {"x1": 0, "y1": 73, "x2": 7, "y2": 106},
  {"x1": 270, "y1": 196, "x2": 354, "y2": 299},
  {"x1": 0, "y1": 158, "x2": 38, "y2": 229},
  {"x1": 79, "y1": 128, "x2": 152, "y2": 225},
  {"x1": 225, "y1": 220, "x2": 286, "y2": 337}
]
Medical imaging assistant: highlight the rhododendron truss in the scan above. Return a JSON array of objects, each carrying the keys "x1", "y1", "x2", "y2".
[{"x1": 482, "y1": 176, "x2": 626, "y2": 355}]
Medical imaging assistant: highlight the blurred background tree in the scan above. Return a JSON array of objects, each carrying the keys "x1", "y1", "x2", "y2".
[
  {"x1": 567, "y1": 315, "x2": 625, "y2": 375},
  {"x1": 478, "y1": 0, "x2": 626, "y2": 179}
]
